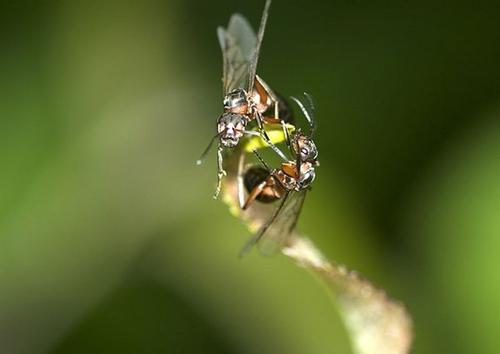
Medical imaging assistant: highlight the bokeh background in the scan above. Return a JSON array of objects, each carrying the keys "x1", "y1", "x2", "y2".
[{"x1": 1, "y1": 0, "x2": 500, "y2": 353}]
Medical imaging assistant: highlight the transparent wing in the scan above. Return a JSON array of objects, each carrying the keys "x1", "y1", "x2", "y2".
[
  {"x1": 247, "y1": 0, "x2": 271, "y2": 92},
  {"x1": 239, "y1": 188, "x2": 307, "y2": 257},
  {"x1": 217, "y1": 14, "x2": 257, "y2": 95},
  {"x1": 258, "y1": 189, "x2": 306, "y2": 255}
]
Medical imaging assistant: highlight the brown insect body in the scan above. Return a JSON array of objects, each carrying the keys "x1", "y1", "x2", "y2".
[
  {"x1": 242, "y1": 161, "x2": 316, "y2": 210},
  {"x1": 237, "y1": 92, "x2": 318, "y2": 256},
  {"x1": 244, "y1": 166, "x2": 285, "y2": 204},
  {"x1": 222, "y1": 76, "x2": 281, "y2": 123}
]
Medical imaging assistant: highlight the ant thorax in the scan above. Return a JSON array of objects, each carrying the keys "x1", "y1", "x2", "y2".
[
  {"x1": 278, "y1": 161, "x2": 316, "y2": 191},
  {"x1": 274, "y1": 169, "x2": 299, "y2": 191},
  {"x1": 274, "y1": 161, "x2": 316, "y2": 191},
  {"x1": 223, "y1": 88, "x2": 271, "y2": 117},
  {"x1": 223, "y1": 89, "x2": 249, "y2": 115},
  {"x1": 217, "y1": 112, "x2": 248, "y2": 148}
]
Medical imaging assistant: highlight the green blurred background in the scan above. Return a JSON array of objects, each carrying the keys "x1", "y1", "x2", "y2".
[{"x1": 1, "y1": 0, "x2": 500, "y2": 353}]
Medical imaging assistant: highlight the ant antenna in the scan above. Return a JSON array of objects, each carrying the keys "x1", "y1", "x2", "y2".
[
  {"x1": 290, "y1": 93, "x2": 316, "y2": 137},
  {"x1": 196, "y1": 133, "x2": 219, "y2": 165}
]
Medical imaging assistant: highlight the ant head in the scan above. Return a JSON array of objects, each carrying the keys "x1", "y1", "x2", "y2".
[
  {"x1": 293, "y1": 133, "x2": 318, "y2": 163},
  {"x1": 217, "y1": 112, "x2": 247, "y2": 147}
]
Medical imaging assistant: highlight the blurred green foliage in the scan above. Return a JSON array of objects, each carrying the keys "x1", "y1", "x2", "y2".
[{"x1": 1, "y1": 0, "x2": 500, "y2": 353}]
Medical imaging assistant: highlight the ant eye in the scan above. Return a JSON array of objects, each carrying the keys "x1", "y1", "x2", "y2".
[{"x1": 301, "y1": 148, "x2": 308, "y2": 156}]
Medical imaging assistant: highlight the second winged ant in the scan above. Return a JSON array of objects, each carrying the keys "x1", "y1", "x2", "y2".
[
  {"x1": 197, "y1": 0, "x2": 294, "y2": 199},
  {"x1": 238, "y1": 93, "x2": 319, "y2": 256}
]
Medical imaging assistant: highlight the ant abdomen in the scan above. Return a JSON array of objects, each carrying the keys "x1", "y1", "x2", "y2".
[{"x1": 244, "y1": 167, "x2": 281, "y2": 203}]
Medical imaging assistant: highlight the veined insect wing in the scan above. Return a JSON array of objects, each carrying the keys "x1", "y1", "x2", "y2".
[{"x1": 218, "y1": 11, "x2": 257, "y2": 95}]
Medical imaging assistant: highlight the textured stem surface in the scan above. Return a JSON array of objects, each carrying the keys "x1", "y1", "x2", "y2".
[{"x1": 283, "y1": 236, "x2": 413, "y2": 354}]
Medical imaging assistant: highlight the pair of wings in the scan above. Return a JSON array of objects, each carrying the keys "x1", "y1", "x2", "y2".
[
  {"x1": 218, "y1": 0, "x2": 307, "y2": 256},
  {"x1": 217, "y1": 0, "x2": 271, "y2": 95}
]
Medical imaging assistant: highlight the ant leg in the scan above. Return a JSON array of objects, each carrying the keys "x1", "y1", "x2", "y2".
[
  {"x1": 241, "y1": 150, "x2": 271, "y2": 210},
  {"x1": 252, "y1": 149, "x2": 271, "y2": 171},
  {"x1": 253, "y1": 78, "x2": 292, "y2": 159},
  {"x1": 244, "y1": 130, "x2": 260, "y2": 137},
  {"x1": 213, "y1": 144, "x2": 226, "y2": 199},
  {"x1": 242, "y1": 179, "x2": 268, "y2": 210},
  {"x1": 237, "y1": 152, "x2": 246, "y2": 209},
  {"x1": 246, "y1": 126, "x2": 289, "y2": 161},
  {"x1": 255, "y1": 111, "x2": 288, "y2": 161}
]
